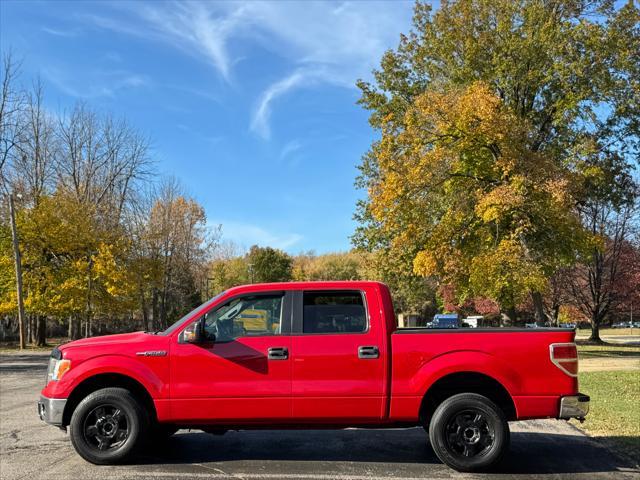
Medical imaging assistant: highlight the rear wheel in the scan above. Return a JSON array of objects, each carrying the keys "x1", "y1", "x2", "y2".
[
  {"x1": 69, "y1": 387, "x2": 148, "y2": 464},
  {"x1": 428, "y1": 393, "x2": 509, "y2": 472}
]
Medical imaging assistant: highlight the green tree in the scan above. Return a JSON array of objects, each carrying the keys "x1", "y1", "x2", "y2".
[
  {"x1": 246, "y1": 245, "x2": 293, "y2": 283},
  {"x1": 355, "y1": 0, "x2": 639, "y2": 324},
  {"x1": 209, "y1": 256, "x2": 249, "y2": 293}
]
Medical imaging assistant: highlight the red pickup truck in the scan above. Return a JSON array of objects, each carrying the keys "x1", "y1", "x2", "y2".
[{"x1": 39, "y1": 281, "x2": 589, "y2": 472}]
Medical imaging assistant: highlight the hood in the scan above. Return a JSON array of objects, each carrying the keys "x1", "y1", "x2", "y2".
[{"x1": 59, "y1": 331, "x2": 151, "y2": 351}]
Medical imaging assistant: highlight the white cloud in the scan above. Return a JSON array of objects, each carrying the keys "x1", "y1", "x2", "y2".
[
  {"x1": 42, "y1": 26, "x2": 82, "y2": 38},
  {"x1": 220, "y1": 221, "x2": 303, "y2": 251},
  {"x1": 83, "y1": 1, "x2": 413, "y2": 135},
  {"x1": 251, "y1": 70, "x2": 308, "y2": 139},
  {"x1": 279, "y1": 139, "x2": 303, "y2": 161},
  {"x1": 42, "y1": 67, "x2": 149, "y2": 98},
  {"x1": 82, "y1": 3, "x2": 244, "y2": 83},
  {"x1": 251, "y1": 66, "x2": 349, "y2": 139}
]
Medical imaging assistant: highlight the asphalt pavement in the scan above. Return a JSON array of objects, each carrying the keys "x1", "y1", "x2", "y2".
[{"x1": 1, "y1": 351, "x2": 638, "y2": 480}]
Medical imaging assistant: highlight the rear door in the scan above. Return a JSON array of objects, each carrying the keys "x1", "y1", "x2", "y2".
[{"x1": 290, "y1": 287, "x2": 387, "y2": 422}]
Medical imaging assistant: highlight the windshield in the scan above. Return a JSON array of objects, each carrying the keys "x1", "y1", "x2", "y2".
[{"x1": 158, "y1": 291, "x2": 227, "y2": 336}]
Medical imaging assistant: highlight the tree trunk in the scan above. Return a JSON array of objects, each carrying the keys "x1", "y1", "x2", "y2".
[
  {"x1": 85, "y1": 256, "x2": 93, "y2": 338},
  {"x1": 152, "y1": 288, "x2": 159, "y2": 332},
  {"x1": 35, "y1": 316, "x2": 46, "y2": 347},
  {"x1": 531, "y1": 291, "x2": 546, "y2": 325},
  {"x1": 589, "y1": 322, "x2": 602, "y2": 343},
  {"x1": 551, "y1": 305, "x2": 560, "y2": 326},
  {"x1": 8, "y1": 194, "x2": 26, "y2": 350},
  {"x1": 589, "y1": 314, "x2": 604, "y2": 343},
  {"x1": 29, "y1": 315, "x2": 36, "y2": 344},
  {"x1": 68, "y1": 316, "x2": 81, "y2": 340},
  {"x1": 141, "y1": 295, "x2": 150, "y2": 332}
]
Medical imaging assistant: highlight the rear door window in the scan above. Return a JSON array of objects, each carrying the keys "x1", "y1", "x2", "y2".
[{"x1": 302, "y1": 291, "x2": 367, "y2": 334}]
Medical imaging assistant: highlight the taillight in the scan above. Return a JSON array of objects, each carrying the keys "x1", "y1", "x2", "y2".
[{"x1": 550, "y1": 343, "x2": 578, "y2": 377}]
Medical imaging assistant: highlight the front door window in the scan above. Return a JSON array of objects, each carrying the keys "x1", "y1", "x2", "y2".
[{"x1": 204, "y1": 294, "x2": 283, "y2": 342}]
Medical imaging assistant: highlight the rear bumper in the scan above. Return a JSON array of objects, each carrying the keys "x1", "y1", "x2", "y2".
[
  {"x1": 38, "y1": 395, "x2": 66, "y2": 426},
  {"x1": 558, "y1": 393, "x2": 590, "y2": 420}
]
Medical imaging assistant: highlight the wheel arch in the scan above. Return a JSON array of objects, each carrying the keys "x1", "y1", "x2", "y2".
[
  {"x1": 62, "y1": 373, "x2": 157, "y2": 427},
  {"x1": 419, "y1": 371, "x2": 517, "y2": 424}
]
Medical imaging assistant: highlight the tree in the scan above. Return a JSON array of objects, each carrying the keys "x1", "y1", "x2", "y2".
[
  {"x1": 210, "y1": 256, "x2": 249, "y2": 293},
  {"x1": 10, "y1": 78, "x2": 56, "y2": 205},
  {"x1": 0, "y1": 51, "x2": 221, "y2": 344},
  {"x1": 0, "y1": 52, "x2": 25, "y2": 180},
  {"x1": 246, "y1": 246, "x2": 293, "y2": 283},
  {"x1": 292, "y1": 251, "x2": 366, "y2": 281},
  {"x1": 355, "y1": 0, "x2": 639, "y2": 321},
  {"x1": 145, "y1": 178, "x2": 217, "y2": 329},
  {"x1": 0, "y1": 191, "x2": 136, "y2": 343},
  {"x1": 566, "y1": 160, "x2": 639, "y2": 341},
  {"x1": 54, "y1": 103, "x2": 152, "y2": 222}
]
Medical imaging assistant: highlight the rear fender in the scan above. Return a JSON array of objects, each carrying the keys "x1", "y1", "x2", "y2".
[{"x1": 413, "y1": 350, "x2": 522, "y2": 397}]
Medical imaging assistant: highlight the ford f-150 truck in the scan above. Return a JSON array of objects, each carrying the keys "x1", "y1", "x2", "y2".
[{"x1": 39, "y1": 281, "x2": 589, "y2": 472}]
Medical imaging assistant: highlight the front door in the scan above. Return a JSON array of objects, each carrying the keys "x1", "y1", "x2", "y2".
[
  {"x1": 170, "y1": 291, "x2": 292, "y2": 423},
  {"x1": 290, "y1": 288, "x2": 387, "y2": 422}
]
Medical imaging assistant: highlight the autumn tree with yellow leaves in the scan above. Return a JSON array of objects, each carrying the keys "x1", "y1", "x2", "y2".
[
  {"x1": 355, "y1": 0, "x2": 639, "y2": 332},
  {"x1": 0, "y1": 56, "x2": 217, "y2": 344}
]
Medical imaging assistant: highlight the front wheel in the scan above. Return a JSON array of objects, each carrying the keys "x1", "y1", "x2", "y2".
[
  {"x1": 428, "y1": 393, "x2": 509, "y2": 472},
  {"x1": 69, "y1": 387, "x2": 148, "y2": 464}
]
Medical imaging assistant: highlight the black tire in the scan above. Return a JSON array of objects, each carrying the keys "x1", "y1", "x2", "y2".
[
  {"x1": 69, "y1": 387, "x2": 148, "y2": 465},
  {"x1": 428, "y1": 393, "x2": 509, "y2": 472}
]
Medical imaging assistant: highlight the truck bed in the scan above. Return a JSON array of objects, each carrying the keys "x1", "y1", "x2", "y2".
[{"x1": 388, "y1": 327, "x2": 578, "y2": 421}]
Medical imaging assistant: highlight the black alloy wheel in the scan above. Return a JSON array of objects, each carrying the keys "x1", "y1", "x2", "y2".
[
  {"x1": 444, "y1": 408, "x2": 495, "y2": 458},
  {"x1": 70, "y1": 387, "x2": 148, "y2": 464},
  {"x1": 428, "y1": 393, "x2": 510, "y2": 472},
  {"x1": 83, "y1": 404, "x2": 130, "y2": 451}
]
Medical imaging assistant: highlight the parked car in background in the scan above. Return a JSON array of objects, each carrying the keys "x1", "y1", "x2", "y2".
[
  {"x1": 462, "y1": 316, "x2": 483, "y2": 328},
  {"x1": 39, "y1": 281, "x2": 588, "y2": 473},
  {"x1": 612, "y1": 322, "x2": 631, "y2": 328},
  {"x1": 526, "y1": 322, "x2": 551, "y2": 329},
  {"x1": 429, "y1": 313, "x2": 459, "y2": 329}
]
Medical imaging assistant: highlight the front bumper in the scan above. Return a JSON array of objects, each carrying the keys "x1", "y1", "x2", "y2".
[
  {"x1": 38, "y1": 395, "x2": 66, "y2": 426},
  {"x1": 558, "y1": 393, "x2": 590, "y2": 420}
]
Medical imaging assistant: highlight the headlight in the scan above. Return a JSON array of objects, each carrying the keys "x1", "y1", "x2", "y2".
[
  {"x1": 46, "y1": 348, "x2": 71, "y2": 383},
  {"x1": 51, "y1": 359, "x2": 71, "y2": 381}
]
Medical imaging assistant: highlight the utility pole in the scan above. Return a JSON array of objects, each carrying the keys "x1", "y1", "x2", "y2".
[{"x1": 8, "y1": 194, "x2": 26, "y2": 349}]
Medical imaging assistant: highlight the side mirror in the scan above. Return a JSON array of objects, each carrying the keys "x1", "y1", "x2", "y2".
[{"x1": 182, "y1": 318, "x2": 204, "y2": 344}]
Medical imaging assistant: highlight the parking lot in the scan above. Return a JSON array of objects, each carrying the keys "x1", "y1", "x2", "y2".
[{"x1": 1, "y1": 352, "x2": 638, "y2": 480}]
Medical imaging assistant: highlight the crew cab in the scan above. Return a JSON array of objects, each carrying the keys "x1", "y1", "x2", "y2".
[{"x1": 38, "y1": 281, "x2": 589, "y2": 472}]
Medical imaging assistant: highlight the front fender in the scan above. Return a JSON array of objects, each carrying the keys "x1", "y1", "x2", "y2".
[{"x1": 42, "y1": 354, "x2": 168, "y2": 400}]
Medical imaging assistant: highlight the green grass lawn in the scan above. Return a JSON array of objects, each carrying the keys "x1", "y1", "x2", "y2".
[
  {"x1": 577, "y1": 343, "x2": 640, "y2": 359},
  {"x1": 572, "y1": 370, "x2": 640, "y2": 461},
  {"x1": 576, "y1": 327, "x2": 640, "y2": 337}
]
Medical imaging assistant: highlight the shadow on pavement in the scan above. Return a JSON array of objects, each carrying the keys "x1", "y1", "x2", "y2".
[{"x1": 137, "y1": 428, "x2": 638, "y2": 475}]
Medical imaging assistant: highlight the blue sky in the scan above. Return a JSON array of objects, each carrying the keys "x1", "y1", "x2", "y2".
[{"x1": 0, "y1": 0, "x2": 415, "y2": 253}]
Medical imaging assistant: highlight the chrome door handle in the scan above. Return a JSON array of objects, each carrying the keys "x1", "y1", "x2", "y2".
[
  {"x1": 358, "y1": 346, "x2": 379, "y2": 359},
  {"x1": 268, "y1": 347, "x2": 289, "y2": 360}
]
